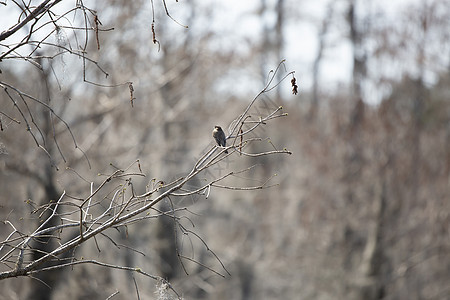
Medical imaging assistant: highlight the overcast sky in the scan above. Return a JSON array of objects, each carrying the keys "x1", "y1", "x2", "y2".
[{"x1": 1, "y1": 0, "x2": 441, "y2": 105}]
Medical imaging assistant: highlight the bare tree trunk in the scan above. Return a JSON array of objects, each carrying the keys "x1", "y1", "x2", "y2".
[
  {"x1": 275, "y1": 0, "x2": 285, "y2": 100},
  {"x1": 26, "y1": 59, "x2": 62, "y2": 300},
  {"x1": 259, "y1": 0, "x2": 285, "y2": 100},
  {"x1": 356, "y1": 180, "x2": 387, "y2": 300},
  {"x1": 408, "y1": 3, "x2": 429, "y2": 211},
  {"x1": 344, "y1": 3, "x2": 385, "y2": 299},
  {"x1": 27, "y1": 172, "x2": 61, "y2": 300},
  {"x1": 259, "y1": 0, "x2": 270, "y2": 82},
  {"x1": 347, "y1": 0, "x2": 366, "y2": 101},
  {"x1": 311, "y1": 3, "x2": 334, "y2": 117}
]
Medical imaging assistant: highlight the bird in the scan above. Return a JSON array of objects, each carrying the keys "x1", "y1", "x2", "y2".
[{"x1": 212, "y1": 125, "x2": 228, "y2": 153}]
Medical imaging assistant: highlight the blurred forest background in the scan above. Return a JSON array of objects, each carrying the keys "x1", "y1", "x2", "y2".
[{"x1": 1, "y1": 0, "x2": 449, "y2": 299}]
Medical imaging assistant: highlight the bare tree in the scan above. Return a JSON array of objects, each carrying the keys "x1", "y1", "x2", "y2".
[
  {"x1": 347, "y1": 0, "x2": 367, "y2": 101},
  {"x1": 1, "y1": 7, "x2": 294, "y2": 291},
  {"x1": 311, "y1": 1, "x2": 335, "y2": 117}
]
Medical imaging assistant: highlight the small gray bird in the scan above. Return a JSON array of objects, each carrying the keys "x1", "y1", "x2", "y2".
[{"x1": 212, "y1": 125, "x2": 228, "y2": 153}]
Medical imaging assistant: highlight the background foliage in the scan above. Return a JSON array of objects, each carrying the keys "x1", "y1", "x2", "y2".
[{"x1": 1, "y1": 0, "x2": 449, "y2": 299}]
